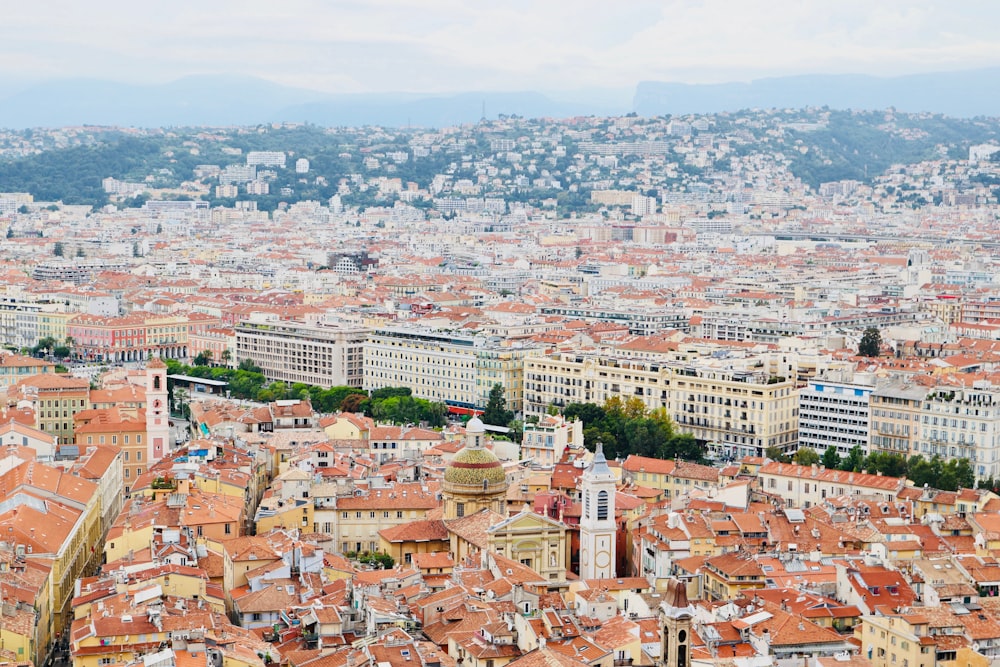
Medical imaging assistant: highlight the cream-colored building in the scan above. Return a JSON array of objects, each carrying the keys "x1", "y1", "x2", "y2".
[
  {"x1": 524, "y1": 352, "x2": 799, "y2": 454},
  {"x1": 869, "y1": 380, "x2": 926, "y2": 457},
  {"x1": 316, "y1": 481, "x2": 441, "y2": 555},
  {"x1": 759, "y1": 461, "x2": 907, "y2": 508},
  {"x1": 488, "y1": 509, "x2": 569, "y2": 585},
  {"x1": 856, "y1": 613, "x2": 937, "y2": 667},
  {"x1": 145, "y1": 314, "x2": 190, "y2": 359}
]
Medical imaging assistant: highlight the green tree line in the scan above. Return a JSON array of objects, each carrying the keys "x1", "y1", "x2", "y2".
[{"x1": 163, "y1": 359, "x2": 446, "y2": 426}]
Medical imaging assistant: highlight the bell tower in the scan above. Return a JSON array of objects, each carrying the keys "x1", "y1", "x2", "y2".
[
  {"x1": 579, "y1": 442, "x2": 616, "y2": 580},
  {"x1": 660, "y1": 578, "x2": 694, "y2": 667},
  {"x1": 145, "y1": 357, "x2": 170, "y2": 465}
]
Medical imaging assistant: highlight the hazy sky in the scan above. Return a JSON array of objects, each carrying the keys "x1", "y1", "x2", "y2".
[{"x1": 4, "y1": 0, "x2": 1000, "y2": 93}]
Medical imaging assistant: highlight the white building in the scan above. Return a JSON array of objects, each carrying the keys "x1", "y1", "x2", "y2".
[
  {"x1": 236, "y1": 319, "x2": 368, "y2": 388},
  {"x1": 917, "y1": 382, "x2": 1000, "y2": 480},
  {"x1": 246, "y1": 151, "x2": 287, "y2": 168},
  {"x1": 797, "y1": 372, "x2": 876, "y2": 457},
  {"x1": 521, "y1": 415, "x2": 583, "y2": 467},
  {"x1": 363, "y1": 326, "x2": 533, "y2": 414}
]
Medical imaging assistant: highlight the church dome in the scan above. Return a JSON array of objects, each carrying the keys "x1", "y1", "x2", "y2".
[{"x1": 444, "y1": 446, "x2": 506, "y2": 486}]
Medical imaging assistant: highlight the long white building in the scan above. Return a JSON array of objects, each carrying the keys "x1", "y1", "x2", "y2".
[
  {"x1": 235, "y1": 319, "x2": 368, "y2": 388},
  {"x1": 363, "y1": 326, "x2": 536, "y2": 414}
]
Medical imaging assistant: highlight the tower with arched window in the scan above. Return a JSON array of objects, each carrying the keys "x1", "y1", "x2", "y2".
[
  {"x1": 145, "y1": 357, "x2": 170, "y2": 465},
  {"x1": 660, "y1": 578, "x2": 694, "y2": 667},
  {"x1": 579, "y1": 442, "x2": 616, "y2": 580}
]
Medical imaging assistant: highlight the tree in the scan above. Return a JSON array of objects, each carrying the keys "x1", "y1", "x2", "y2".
[
  {"x1": 370, "y1": 387, "x2": 412, "y2": 402},
  {"x1": 839, "y1": 445, "x2": 865, "y2": 472},
  {"x1": 340, "y1": 393, "x2": 368, "y2": 413},
  {"x1": 482, "y1": 383, "x2": 514, "y2": 427},
  {"x1": 16, "y1": 205, "x2": 28, "y2": 215},
  {"x1": 859, "y1": 327, "x2": 882, "y2": 357},
  {"x1": 765, "y1": 446, "x2": 790, "y2": 463},
  {"x1": 793, "y1": 448, "x2": 821, "y2": 466},
  {"x1": 53, "y1": 241, "x2": 64, "y2": 257},
  {"x1": 76, "y1": 246, "x2": 85, "y2": 258},
  {"x1": 220, "y1": 349, "x2": 232, "y2": 366},
  {"x1": 173, "y1": 387, "x2": 190, "y2": 420},
  {"x1": 193, "y1": 350, "x2": 213, "y2": 367},
  {"x1": 822, "y1": 446, "x2": 841, "y2": 469},
  {"x1": 238, "y1": 358, "x2": 262, "y2": 373}
]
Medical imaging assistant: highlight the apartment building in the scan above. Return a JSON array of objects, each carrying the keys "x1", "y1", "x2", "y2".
[
  {"x1": 364, "y1": 326, "x2": 534, "y2": 413},
  {"x1": 856, "y1": 613, "x2": 937, "y2": 667},
  {"x1": 869, "y1": 380, "x2": 926, "y2": 457},
  {"x1": 521, "y1": 415, "x2": 583, "y2": 467},
  {"x1": 0, "y1": 352, "x2": 53, "y2": 389},
  {"x1": 537, "y1": 305, "x2": 690, "y2": 336},
  {"x1": 798, "y1": 373, "x2": 876, "y2": 457},
  {"x1": 758, "y1": 462, "x2": 906, "y2": 507},
  {"x1": 316, "y1": 482, "x2": 441, "y2": 555},
  {"x1": 12, "y1": 373, "x2": 91, "y2": 445},
  {"x1": 0, "y1": 297, "x2": 41, "y2": 348},
  {"x1": 524, "y1": 352, "x2": 798, "y2": 455},
  {"x1": 235, "y1": 320, "x2": 368, "y2": 388},
  {"x1": 915, "y1": 383, "x2": 1000, "y2": 479}
]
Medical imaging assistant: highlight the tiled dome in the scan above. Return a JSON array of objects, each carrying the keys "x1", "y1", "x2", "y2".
[{"x1": 444, "y1": 446, "x2": 506, "y2": 485}]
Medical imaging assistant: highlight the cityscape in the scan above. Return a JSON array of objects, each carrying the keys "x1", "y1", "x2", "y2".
[{"x1": 5, "y1": 6, "x2": 1000, "y2": 667}]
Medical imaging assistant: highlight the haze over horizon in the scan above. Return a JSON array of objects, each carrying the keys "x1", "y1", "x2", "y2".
[{"x1": 4, "y1": 0, "x2": 1000, "y2": 96}]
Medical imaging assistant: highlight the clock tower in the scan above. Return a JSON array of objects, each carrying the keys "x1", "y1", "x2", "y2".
[
  {"x1": 579, "y1": 442, "x2": 616, "y2": 580},
  {"x1": 145, "y1": 358, "x2": 170, "y2": 465}
]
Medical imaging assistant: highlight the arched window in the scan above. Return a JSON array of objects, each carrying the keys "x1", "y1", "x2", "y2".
[
  {"x1": 597, "y1": 490, "x2": 609, "y2": 520},
  {"x1": 153, "y1": 375, "x2": 161, "y2": 390}
]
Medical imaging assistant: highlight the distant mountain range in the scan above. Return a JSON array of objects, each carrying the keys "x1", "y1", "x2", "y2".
[
  {"x1": 0, "y1": 76, "x2": 626, "y2": 129},
  {"x1": 633, "y1": 68, "x2": 1000, "y2": 118},
  {"x1": 0, "y1": 69, "x2": 998, "y2": 129}
]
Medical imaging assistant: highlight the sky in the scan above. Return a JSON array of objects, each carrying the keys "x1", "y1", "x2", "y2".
[{"x1": 4, "y1": 0, "x2": 1000, "y2": 94}]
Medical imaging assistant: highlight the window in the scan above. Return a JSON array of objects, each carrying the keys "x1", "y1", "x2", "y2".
[
  {"x1": 597, "y1": 490, "x2": 609, "y2": 520},
  {"x1": 225, "y1": 523, "x2": 232, "y2": 535},
  {"x1": 456, "y1": 503, "x2": 465, "y2": 518}
]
